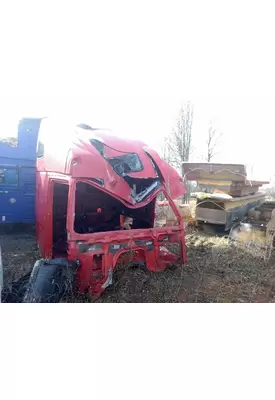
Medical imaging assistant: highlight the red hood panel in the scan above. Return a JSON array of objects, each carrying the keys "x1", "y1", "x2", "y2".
[
  {"x1": 77, "y1": 131, "x2": 157, "y2": 179},
  {"x1": 69, "y1": 129, "x2": 186, "y2": 203},
  {"x1": 68, "y1": 149, "x2": 135, "y2": 204},
  {"x1": 143, "y1": 147, "x2": 186, "y2": 199}
]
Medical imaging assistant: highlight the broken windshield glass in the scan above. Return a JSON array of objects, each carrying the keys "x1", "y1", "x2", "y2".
[
  {"x1": 90, "y1": 139, "x2": 143, "y2": 175},
  {"x1": 134, "y1": 180, "x2": 161, "y2": 203},
  {"x1": 107, "y1": 153, "x2": 143, "y2": 175},
  {"x1": 89, "y1": 138, "x2": 161, "y2": 203}
]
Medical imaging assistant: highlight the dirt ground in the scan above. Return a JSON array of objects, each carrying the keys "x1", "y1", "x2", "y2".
[{"x1": 2, "y1": 227, "x2": 275, "y2": 303}]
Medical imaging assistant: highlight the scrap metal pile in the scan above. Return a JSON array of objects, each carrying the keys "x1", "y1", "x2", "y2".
[{"x1": 182, "y1": 163, "x2": 271, "y2": 241}]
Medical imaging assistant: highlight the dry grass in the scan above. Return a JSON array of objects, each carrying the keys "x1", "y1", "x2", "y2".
[
  {"x1": 97, "y1": 228, "x2": 275, "y2": 303},
  {"x1": 2, "y1": 227, "x2": 275, "y2": 303},
  {"x1": 0, "y1": 232, "x2": 39, "y2": 302}
]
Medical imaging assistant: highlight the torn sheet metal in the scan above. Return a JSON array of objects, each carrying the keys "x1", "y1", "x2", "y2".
[{"x1": 58, "y1": 127, "x2": 186, "y2": 205}]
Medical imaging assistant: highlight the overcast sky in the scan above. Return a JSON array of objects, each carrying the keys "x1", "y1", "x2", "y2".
[
  {"x1": 1, "y1": 95, "x2": 274, "y2": 181},
  {"x1": 1, "y1": 1, "x2": 275, "y2": 181}
]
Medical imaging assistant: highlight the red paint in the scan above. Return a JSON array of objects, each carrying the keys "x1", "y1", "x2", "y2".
[{"x1": 36, "y1": 124, "x2": 186, "y2": 297}]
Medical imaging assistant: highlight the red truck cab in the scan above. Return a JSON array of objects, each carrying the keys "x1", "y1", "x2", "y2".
[{"x1": 24, "y1": 119, "x2": 186, "y2": 301}]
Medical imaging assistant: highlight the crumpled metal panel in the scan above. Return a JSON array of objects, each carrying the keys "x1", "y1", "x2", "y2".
[{"x1": 61, "y1": 129, "x2": 186, "y2": 205}]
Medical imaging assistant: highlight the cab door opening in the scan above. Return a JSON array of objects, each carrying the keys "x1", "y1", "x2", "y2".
[{"x1": 52, "y1": 182, "x2": 69, "y2": 257}]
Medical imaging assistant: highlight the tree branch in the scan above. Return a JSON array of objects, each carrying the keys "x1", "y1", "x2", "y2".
[{"x1": 206, "y1": 122, "x2": 223, "y2": 162}]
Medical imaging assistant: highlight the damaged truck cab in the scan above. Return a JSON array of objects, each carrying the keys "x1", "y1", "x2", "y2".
[{"x1": 24, "y1": 119, "x2": 186, "y2": 302}]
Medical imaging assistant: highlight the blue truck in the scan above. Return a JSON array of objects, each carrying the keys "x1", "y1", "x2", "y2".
[{"x1": 0, "y1": 118, "x2": 42, "y2": 224}]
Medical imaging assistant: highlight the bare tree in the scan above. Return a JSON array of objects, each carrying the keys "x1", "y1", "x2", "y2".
[
  {"x1": 163, "y1": 102, "x2": 194, "y2": 170},
  {"x1": 163, "y1": 102, "x2": 194, "y2": 203},
  {"x1": 206, "y1": 122, "x2": 223, "y2": 162}
]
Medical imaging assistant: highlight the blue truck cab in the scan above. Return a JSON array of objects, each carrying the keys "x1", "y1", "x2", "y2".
[{"x1": 0, "y1": 118, "x2": 42, "y2": 224}]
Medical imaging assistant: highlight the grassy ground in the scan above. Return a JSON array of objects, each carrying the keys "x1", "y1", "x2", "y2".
[{"x1": 1, "y1": 227, "x2": 275, "y2": 303}]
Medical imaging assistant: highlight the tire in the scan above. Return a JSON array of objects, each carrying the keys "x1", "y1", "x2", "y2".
[{"x1": 23, "y1": 259, "x2": 77, "y2": 303}]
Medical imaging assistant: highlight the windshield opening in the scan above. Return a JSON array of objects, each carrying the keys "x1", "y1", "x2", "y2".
[{"x1": 90, "y1": 139, "x2": 144, "y2": 175}]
